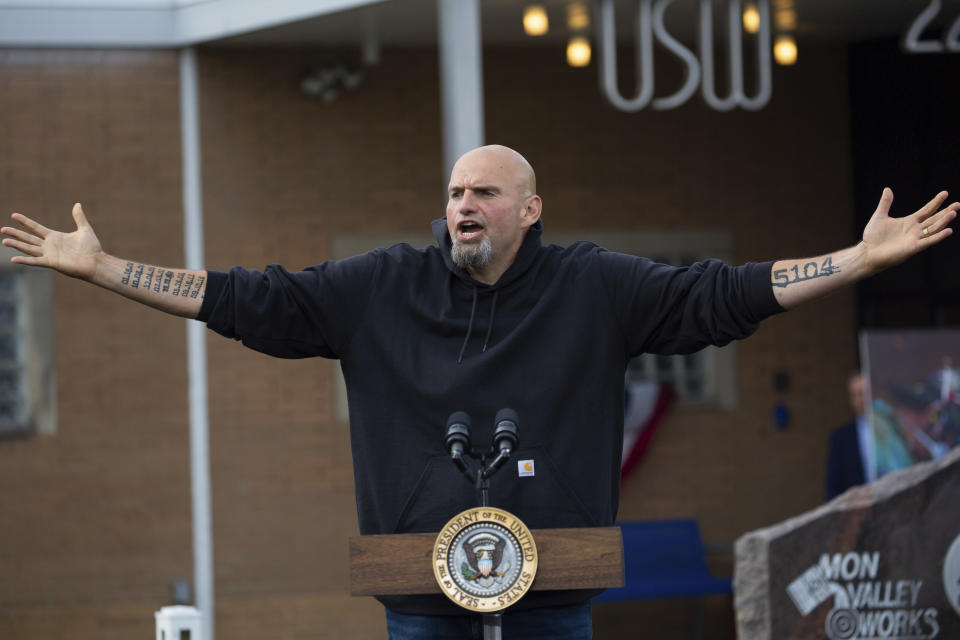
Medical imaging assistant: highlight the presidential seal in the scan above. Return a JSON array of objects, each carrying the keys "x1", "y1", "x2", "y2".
[{"x1": 432, "y1": 507, "x2": 538, "y2": 612}]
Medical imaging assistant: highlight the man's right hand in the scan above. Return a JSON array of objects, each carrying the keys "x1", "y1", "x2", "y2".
[
  {"x1": 2, "y1": 203, "x2": 103, "y2": 281},
  {"x1": 2, "y1": 203, "x2": 207, "y2": 319}
]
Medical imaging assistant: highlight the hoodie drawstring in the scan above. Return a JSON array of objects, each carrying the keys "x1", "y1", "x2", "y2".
[
  {"x1": 457, "y1": 287, "x2": 500, "y2": 363},
  {"x1": 457, "y1": 287, "x2": 479, "y2": 364},
  {"x1": 482, "y1": 289, "x2": 499, "y2": 353}
]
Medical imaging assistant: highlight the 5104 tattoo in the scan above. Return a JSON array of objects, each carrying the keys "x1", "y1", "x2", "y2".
[{"x1": 772, "y1": 257, "x2": 840, "y2": 288}]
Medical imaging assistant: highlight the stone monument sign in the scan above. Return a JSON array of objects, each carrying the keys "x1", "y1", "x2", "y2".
[{"x1": 735, "y1": 446, "x2": 960, "y2": 640}]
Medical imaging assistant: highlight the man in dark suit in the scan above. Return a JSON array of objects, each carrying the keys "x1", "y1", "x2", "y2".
[{"x1": 826, "y1": 372, "x2": 876, "y2": 499}]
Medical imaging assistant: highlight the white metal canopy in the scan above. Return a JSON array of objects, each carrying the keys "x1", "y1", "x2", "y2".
[{"x1": 0, "y1": 0, "x2": 387, "y2": 47}]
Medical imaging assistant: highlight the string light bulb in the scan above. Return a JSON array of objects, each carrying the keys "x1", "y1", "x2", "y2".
[
  {"x1": 776, "y1": 8, "x2": 796, "y2": 30},
  {"x1": 523, "y1": 5, "x2": 549, "y2": 36},
  {"x1": 566, "y1": 36, "x2": 591, "y2": 67},
  {"x1": 742, "y1": 4, "x2": 760, "y2": 34},
  {"x1": 774, "y1": 35, "x2": 797, "y2": 65},
  {"x1": 567, "y1": 2, "x2": 590, "y2": 30}
]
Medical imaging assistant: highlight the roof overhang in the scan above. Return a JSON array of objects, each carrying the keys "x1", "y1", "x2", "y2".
[{"x1": 0, "y1": 0, "x2": 388, "y2": 47}]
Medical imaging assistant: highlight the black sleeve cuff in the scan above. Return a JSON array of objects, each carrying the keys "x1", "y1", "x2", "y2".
[
  {"x1": 196, "y1": 270, "x2": 228, "y2": 322},
  {"x1": 747, "y1": 261, "x2": 786, "y2": 318}
]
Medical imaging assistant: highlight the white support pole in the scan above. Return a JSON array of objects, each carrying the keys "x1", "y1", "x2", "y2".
[
  {"x1": 179, "y1": 46, "x2": 215, "y2": 640},
  {"x1": 437, "y1": 0, "x2": 485, "y2": 183}
]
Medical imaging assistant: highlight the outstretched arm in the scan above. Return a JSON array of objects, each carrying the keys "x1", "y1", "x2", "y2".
[
  {"x1": 772, "y1": 189, "x2": 957, "y2": 310},
  {"x1": 1, "y1": 203, "x2": 206, "y2": 318}
]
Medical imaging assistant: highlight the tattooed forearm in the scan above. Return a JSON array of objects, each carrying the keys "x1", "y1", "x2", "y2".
[
  {"x1": 120, "y1": 263, "x2": 203, "y2": 299},
  {"x1": 98, "y1": 254, "x2": 204, "y2": 317},
  {"x1": 153, "y1": 269, "x2": 165, "y2": 293},
  {"x1": 142, "y1": 266, "x2": 155, "y2": 291},
  {"x1": 161, "y1": 270, "x2": 174, "y2": 293},
  {"x1": 172, "y1": 272, "x2": 185, "y2": 296},
  {"x1": 189, "y1": 276, "x2": 205, "y2": 299},
  {"x1": 772, "y1": 257, "x2": 841, "y2": 288},
  {"x1": 131, "y1": 263, "x2": 144, "y2": 288},
  {"x1": 180, "y1": 273, "x2": 195, "y2": 297}
]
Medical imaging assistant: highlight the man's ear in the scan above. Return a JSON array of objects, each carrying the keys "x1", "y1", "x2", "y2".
[{"x1": 521, "y1": 195, "x2": 542, "y2": 229}]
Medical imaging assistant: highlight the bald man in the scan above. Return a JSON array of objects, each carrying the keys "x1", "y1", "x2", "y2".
[
  {"x1": 447, "y1": 145, "x2": 541, "y2": 284},
  {"x1": 3, "y1": 145, "x2": 957, "y2": 639}
]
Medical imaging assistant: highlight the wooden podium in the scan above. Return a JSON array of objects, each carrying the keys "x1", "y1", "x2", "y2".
[{"x1": 350, "y1": 526, "x2": 625, "y2": 597}]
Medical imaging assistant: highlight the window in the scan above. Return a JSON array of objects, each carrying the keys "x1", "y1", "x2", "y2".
[
  {"x1": 0, "y1": 244, "x2": 56, "y2": 437},
  {"x1": 0, "y1": 272, "x2": 26, "y2": 432}
]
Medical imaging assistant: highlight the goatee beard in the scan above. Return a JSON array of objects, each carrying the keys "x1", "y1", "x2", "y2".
[{"x1": 451, "y1": 236, "x2": 492, "y2": 270}]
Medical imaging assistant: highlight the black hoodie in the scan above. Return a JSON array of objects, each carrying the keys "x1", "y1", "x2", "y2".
[{"x1": 198, "y1": 218, "x2": 783, "y2": 614}]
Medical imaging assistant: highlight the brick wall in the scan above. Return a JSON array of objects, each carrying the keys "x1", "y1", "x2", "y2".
[
  {"x1": 0, "y1": 43, "x2": 857, "y2": 639},
  {"x1": 0, "y1": 49, "x2": 193, "y2": 639}
]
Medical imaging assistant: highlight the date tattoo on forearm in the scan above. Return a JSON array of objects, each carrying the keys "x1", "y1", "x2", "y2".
[
  {"x1": 772, "y1": 257, "x2": 840, "y2": 288},
  {"x1": 122, "y1": 261, "x2": 205, "y2": 299}
]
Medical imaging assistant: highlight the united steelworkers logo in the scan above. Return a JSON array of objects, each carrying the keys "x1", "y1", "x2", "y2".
[
  {"x1": 433, "y1": 507, "x2": 538, "y2": 612},
  {"x1": 946, "y1": 533, "x2": 960, "y2": 617}
]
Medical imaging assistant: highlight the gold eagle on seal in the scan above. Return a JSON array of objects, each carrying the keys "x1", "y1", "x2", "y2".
[{"x1": 461, "y1": 532, "x2": 508, "y2": 580}]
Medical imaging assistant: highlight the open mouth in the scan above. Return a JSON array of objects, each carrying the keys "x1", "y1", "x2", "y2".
[{"x1": 457, "y1": 220, "x2": 485, "y2": 240}]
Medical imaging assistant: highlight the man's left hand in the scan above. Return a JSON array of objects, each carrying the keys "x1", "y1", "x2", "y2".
[{"x1": 860, "y1": 188, "x2": 958, "y2": 276}]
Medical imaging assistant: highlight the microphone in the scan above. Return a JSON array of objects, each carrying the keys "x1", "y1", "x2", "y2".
[
  {"x1": 492, "y1": 408, "x2": 519, "y2": 455},
  {"x1": 445, "y1": 411, "x2": 472, "y2": 458},
  {"x1": 481, "y1": 408, "x2": 519, "y2": 479}
]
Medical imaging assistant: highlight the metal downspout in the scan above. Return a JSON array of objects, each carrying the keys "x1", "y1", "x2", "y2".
[
  {"x1": 179, "y1": 45, "x2": 214, "y2": 640},
  {"x1": 437, "y1": 0, "x2": 485, "y2": 183}
]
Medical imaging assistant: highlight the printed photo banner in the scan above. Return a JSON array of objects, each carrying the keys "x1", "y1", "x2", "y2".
[{"x1": 860, "y1": 329, "x2": 960, "y2": 478}]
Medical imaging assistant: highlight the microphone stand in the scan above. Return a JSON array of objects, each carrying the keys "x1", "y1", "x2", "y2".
[
  {"x1": 444, "y1": 410, "x2": 519, "y2": 640},
  {"x1": 476, "y1": 450, "x2": 500, "y2": 508},
  {"x1": 475, "y1": 451, "x2": 506, "y2": 640},
  {"x1": 475, "y1": 452, "x2": 500, "y2": 640}
]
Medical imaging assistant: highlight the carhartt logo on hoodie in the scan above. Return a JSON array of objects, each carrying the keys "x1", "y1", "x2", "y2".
[{"x1": 518, "y1": 460, "x2": 535, "y2": 477}]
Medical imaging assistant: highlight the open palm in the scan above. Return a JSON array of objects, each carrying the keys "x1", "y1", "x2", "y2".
[
  {"x1": 1, "y1": 203, "x2": 103, "y2": 280},
  {"x1": 861, "y1": 188, "x2": 957, "y2": 273}
]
